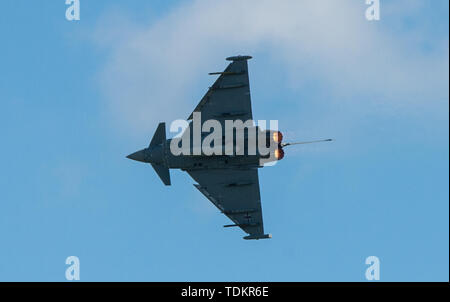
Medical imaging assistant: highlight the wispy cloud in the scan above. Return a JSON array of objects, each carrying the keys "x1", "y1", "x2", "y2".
[{"x1": 91, "y1": 0, "x2": 449, "y2": 137}]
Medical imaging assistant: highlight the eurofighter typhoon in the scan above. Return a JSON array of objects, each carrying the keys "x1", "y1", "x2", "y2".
[{"x1": 127, "y1": 55, "x2": 331, "y2": 240}]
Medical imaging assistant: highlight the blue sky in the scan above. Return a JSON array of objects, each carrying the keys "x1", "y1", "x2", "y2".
[{"x1": 0, "y1": 0, "x2": 448, "y2": 281}]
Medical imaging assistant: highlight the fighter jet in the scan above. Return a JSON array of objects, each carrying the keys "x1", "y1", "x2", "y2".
[{"x1": 127, "y1": 55, "x2": 331, "y2": 240}]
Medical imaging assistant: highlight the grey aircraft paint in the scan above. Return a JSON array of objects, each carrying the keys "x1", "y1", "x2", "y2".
[{"x1": 127, "y1": 55, "x2": 331, "y2": 240}]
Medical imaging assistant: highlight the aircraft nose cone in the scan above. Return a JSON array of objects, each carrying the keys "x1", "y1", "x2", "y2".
[{"x1": 126, "y1": 149, "x2": 148, "y2": 163}]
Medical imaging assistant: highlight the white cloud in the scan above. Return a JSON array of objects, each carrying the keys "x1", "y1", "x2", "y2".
[{"x1": 92, "y1": 0, "x2": 449, "y2": 137}]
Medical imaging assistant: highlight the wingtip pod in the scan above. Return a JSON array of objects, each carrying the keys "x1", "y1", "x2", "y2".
[
  {"x1": 243, "y1": 233, "x2": 272, "y2": 240},
  {"x1": 226, "y1": 55, "x2": 252, "y2": 61}
]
